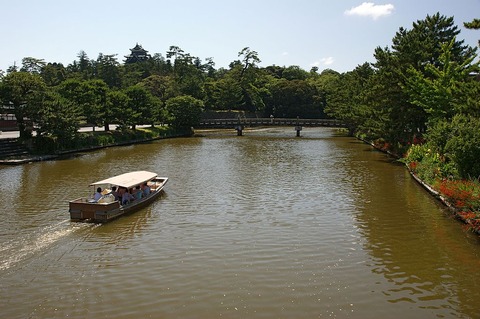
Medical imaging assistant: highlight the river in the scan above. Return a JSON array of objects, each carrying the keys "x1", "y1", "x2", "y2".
[{"x1": 0, "y1": 127, "x2": 479, "y2": 319}]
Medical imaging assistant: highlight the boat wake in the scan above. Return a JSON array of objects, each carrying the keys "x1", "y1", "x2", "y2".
[{"x1": 0, "y1": 220, "x2": 91, "y2": 271}]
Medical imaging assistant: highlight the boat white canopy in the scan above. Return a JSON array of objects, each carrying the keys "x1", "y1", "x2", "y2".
[{"x1": 90, "y1": 171, "x2": 158, "y2": 189}]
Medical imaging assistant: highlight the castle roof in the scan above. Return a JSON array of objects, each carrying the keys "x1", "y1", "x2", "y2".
[{"x1": 125, "y1": 43, "x2": 150, "y2": 63}]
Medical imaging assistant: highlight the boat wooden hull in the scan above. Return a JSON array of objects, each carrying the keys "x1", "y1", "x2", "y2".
[{"x1": 69, "y1": 177, "x2": 168, "y2": 223}]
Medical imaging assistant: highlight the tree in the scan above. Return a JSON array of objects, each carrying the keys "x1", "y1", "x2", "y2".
[
  {"x1": 464, "y1": 18, "x2": 480, "y2": 46},
  {"x1": 138, "y1": 75, "x2": 178, "y2": 102},
  {"x1": 20, "y1": 57, "x2": 46, "y2": 74},
  {"x1": 204, "y1": 76, "x2": 243, "y2": 110},
  {"x1": 427, "y1": 115, "x2": 480, "y2": 179},
  {"x1": 57, "y1": 79, "x2": 109, "y2": 130},
  {"x1": 165, "y1": 95, "x2": 204, "y2": 128},
  {"x1": 94, "y1": 53, "x2": 121, "y2": 88},
  {"x1": 230, "y1": 47, "x2": 264, "y2": 112},
  {"x1": 34, "y1": 91, "x2": 84, "y2": 145},
  {"x1": 367, "y1": 13, "x2": 476, "y2": 145},
  {"x1": 124, "y1": 85, "x2": 162, "y2": 128},
  {"x1": 166, "y1": 46, "x2": 205, "y2": 99},
  {"x1": 66, "y1": 51, "x2": 94, "y2": 80},
  {"x1": 106, "y1": 89, "x2": 133, "y2": 130},
  {"x1": 402, "y1": 39, "x2": 479, "y2": 124},
  {"x1": 268, "y1": 78, "x2": 323, "y2": 118},
  {"x1": 41, "y1": 62, "x2": 66, "y2": 86},
  {"x1": 282, "y1": 65, "x2": 309, "y2": 80},
  {"x1": 0, "y1": 72, "x2": 46, "y2": 138},
  {"x1": 238, "y1": 47, "x2": 260, "y2": 79},
  {"x1": 323, "y1": 63, "x2": 374, "y2": 136}
]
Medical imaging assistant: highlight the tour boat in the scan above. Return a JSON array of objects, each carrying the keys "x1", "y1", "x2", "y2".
[{"x1": 69, "y1": 171, "x2": 168, "y2": 223}]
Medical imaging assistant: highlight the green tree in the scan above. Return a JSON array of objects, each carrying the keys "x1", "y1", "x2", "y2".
[
  {"x1": 309, "y1": 68, "x2": 340, "y2": 114},
  {"x1": 94, "y1": 53, "x2": 122, "y2": 88},
  {"x1": 464, "y1": 18, "x2": 480, "y2": 46},
  {"x1": 20, "y1": 57, "x2": 46, "y2": 74},
  {"x1": 166, "y1": 46, "x2": 205, "y2": 99},
  {"x1": 166, "y1": 95, "x2": 204, "y2": 128},
  {"x1": 204, "y1": 76, "x2": 244, "y2": 110},
  {"x1": 368, "y1": 13, "x2": 476, "y2": 145},
  {"x1": 0, "y1": 71, "x2": 46, "y2": 138},
  {"x1": 427, "y1": 115, "x2": 480, "y2": 179},
  {"x1": 57, "y1": 79, "x2": 108, "y2": 130},
  {"x1": 124, "y1": 85, "x2": 162, "y2": 128},
  {"x1": 66, "y1": 51, "x2": 94, "y2": 80},
  {"x1": 403, "y1": 39, "x2": 479, "y2": 123},
  {"x1": 41, "y1": 62, "x2": 66, "y2": 86},
  {"x1": 233, "y1": 47, "x2": 264, "y2": 112},
  {"x1": 138, "y1": 75, "x2": 178, "y2": 102},
  {"x1": 282, "y1": 65, "x2": 309, "y2": 80},
  {"x1": 34, "y1": 91, "x2": 84, "y2": 144},
  {"x1": 268, "y1": 78, "x2": 323, "y2": 118},
  {"x1": 107, "y1": 89, "x2": 134, "y2": 130},
  {"x1": 324, "y1": 63, "x2": 374, "y2": 136}
]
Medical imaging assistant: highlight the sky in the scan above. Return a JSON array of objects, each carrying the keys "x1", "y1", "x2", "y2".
[{"x1": 1, "y1": 0, "x2": 479, "y2": 74}]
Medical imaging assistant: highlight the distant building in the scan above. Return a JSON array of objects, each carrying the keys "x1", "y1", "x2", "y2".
[{"x1": 124, "y1": 43, "x2": 151, "y2": 64}]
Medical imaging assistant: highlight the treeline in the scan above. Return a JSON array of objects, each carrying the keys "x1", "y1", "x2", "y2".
[
  {"x1": 0, "y1": 13, "x2": 479, "y2": 179},
  {"x1": 325, "y1": 13, "x2": 480, "y2": 180},
  {"x1": 0, "y1": 45, "x2": 327, "y2": 144}
]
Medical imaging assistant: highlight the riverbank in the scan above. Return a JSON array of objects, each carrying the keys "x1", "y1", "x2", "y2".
[
  {"x1": 363, "y1": 137, "x2": 480, "y2": 235},
  {"x1": 0, "y1": 126, "x2": 192, "y2": 165}
]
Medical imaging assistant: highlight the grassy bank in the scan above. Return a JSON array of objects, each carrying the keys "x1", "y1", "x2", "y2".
[
  {"x1": 29, "y1": 126, "x2": 192, "y2": 155},
  {"x1": 398, "y1": 143, "x2": 480, "y2": 234}
]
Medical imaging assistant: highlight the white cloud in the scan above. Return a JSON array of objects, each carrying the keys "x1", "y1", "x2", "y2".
[
  {"x1": 344, "y1": 2, "x2": 394, "y2": 20},
  {"x1": 311, "y1": 57, "x2": 335, "y2": 67}
]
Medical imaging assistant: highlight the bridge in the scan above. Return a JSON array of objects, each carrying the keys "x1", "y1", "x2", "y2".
[{"x1": 196, "y1": 118, "x2": 345, "y2": 129}]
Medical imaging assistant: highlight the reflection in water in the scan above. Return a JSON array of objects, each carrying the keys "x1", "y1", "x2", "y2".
[
  {"x1": 0, "y1": 128, "x2": 479, "y2": 319},
  {"x1": 335, "y1": 139, "x2": 480, "y2": 317}
]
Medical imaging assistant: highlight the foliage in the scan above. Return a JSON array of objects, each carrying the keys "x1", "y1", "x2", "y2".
[
  {"x1": 365, "y1": 13, "x2": 476, "y2": 148},
  {"x1": 268, "y1": 78, "x2": 323, "y2": 118},
  {"x1": 442, "y1": 115, "x2": 480, "y2": 179},
  {"x1": 402, "y1": 39, "x2": 478, "y2": 124},
  {"x1": 464, "y1": 18, "x2": 480, "y2": 46},
  {"x1": 31, "y1": 126, "x2": 173, "y2": 154},
  {"x1": 20, "y1": 57, "x2": 46, "y2": 74},
  {"x1": 204, "y1": 76, "x2": 243, "y2": 110},
  {"x1": 137, "y1": 75, "x2": 177, "y2": 102},
  {"x1": 0, "y1": 71, "x2": 47, "y2": 138},
  {"x1": 56, "y1": 79, "x2": 108, "y2": 129},
  {"x1": 424, "y1": 114, "x2": 480, "y2": 179},
  {"x1": 166, "y1": 95, "x2": 204, "y2": 128},
  {"x1": 435, "y1": 179, "x2": 480, "y2": 212},
  {"x1": 34, "y1": 91, "x2": 84, "y2": 144},
  {"x1": 402, "y1": 143, "x2": 450, "y2": 184},
  {"x1": 323, "y1": 63, "x2": 374, "y2": 136},
  {"x1": 107, "y1": 89, "x2": 137, "y2": 130},
  {"x1": 94, "y1": 53, "x2": 122, "y2": 88},
  {"x1": 124, "y1": 85, "x2": 162, "y2": 127},
  {"x1": 434, "y1": 178, "x2": 480, "y2": 233}
]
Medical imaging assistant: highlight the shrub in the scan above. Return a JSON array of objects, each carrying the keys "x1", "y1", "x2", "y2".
[
  {"x1": 428, "y1": 115, "x2": 480, "y2": 179},
  {"x1": 435, "y1": 179, "x2": 480, "y2": 212}
]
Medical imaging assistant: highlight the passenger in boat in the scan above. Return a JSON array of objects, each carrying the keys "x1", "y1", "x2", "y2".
[
  {"x1": 120, "y1": 187, "x2": 133, "y2": 205},
  {"x1": 94, "y1": 187, "x2": 103, "y2": 202},
  {"x1": 141, "y1": 183, "x2": 151, "y2": 196},
  {"x1": 111, "y1": 186, "x2": 119, "y2": 201},
  {"x1": 133, "y1": 185, "x2": 143, "y2": 200}
]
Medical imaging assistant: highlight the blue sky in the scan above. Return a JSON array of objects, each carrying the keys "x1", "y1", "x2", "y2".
[{"x1": 1, "y1": 0, "x2": 479, "y2": 73}]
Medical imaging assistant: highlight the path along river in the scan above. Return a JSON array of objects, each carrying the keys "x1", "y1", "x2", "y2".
[{"x1": 0, "y1": 127, "x2": 479, "y2": 319}]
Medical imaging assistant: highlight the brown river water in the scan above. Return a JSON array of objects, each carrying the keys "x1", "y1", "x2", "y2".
[{"x1": 0, "y1": 127, "x2": 479, "y2": 319}]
